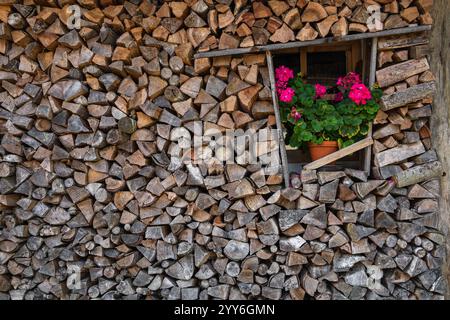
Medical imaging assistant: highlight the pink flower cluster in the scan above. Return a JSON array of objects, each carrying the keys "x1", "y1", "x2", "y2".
[
  {"x1": 337, "y1": 72, "x2": 361, "y2": 89},
  {"x1": 334, "y1": 92, "x2": 343, "y2": 103},
  {"x1": 315, "y1": 84, "x2": 327, "y2": 99},
  {"x1": 279, "y1": 87, "x2": 295, "y2": 103},
  {"x1": 275, "y1": 66, "x2": 295, "y2": 103},
  {"x1": 337, "y1": 72, "x2": 371, "y2": 105},
  {"x1": 275, "y1": 67, "x2": 371, "y2": 112},
  {"x1": 275, "y1": 65, "x2": 294, "y2": 82},
  {"x1": 348, "y1": 83, "x2": 372, "y2": 105}
]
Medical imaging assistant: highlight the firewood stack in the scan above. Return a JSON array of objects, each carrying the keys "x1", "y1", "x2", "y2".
[
  {"x1": 198, "y1": 0, "x2": 434, "y2": 47},
  {"x1": 0, "y1": 0, "x2": 446, "y2": 300}
]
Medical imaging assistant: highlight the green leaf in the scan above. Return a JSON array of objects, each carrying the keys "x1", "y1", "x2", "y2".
[
  {"x1": 314, "y1": 136, "x2": 324, "y2": 145},
  {"x1": 300, "y1": 130, "x2": 314, "y2": 141},
  {"x1": 341, "y1": 139, "x2": 355, "y2": 148},
  {"x1": 339, "y1": 125, "x2": 360, "y2": 138},
  {"x1": 359, "y1": 124, "x2": 369, "y2": 135},
  {"x1": 311, "y1": 119, "x2": 322, "y2": 132}
]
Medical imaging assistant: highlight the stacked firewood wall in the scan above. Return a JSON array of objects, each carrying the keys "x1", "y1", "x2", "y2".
[{"x1": 0, "y1": 0, "x2": 445, "y2": 300}]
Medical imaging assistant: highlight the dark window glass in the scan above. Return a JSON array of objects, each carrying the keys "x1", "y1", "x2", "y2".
[
  {"x1": 307, "y1": 51, "x2": 347, "y2": 86},
  {"x1": 273, "y1": 52, "x2": 300, "y2": 75}
]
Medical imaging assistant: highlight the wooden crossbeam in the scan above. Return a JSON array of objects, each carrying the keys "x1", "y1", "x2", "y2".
[
  {"x1": 304, "y1": 137, "x2": 374, "y2": 170},
  {"x1": 194, "y1": 25, "x2": 432, "y2": 59}
]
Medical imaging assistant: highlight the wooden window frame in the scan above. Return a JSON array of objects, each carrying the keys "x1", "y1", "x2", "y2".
[
  {"x1": 267, "y1": 38, "x2": 378, "y2": 187},
  {"x1": 300, "y1": 41, "x2": 361, "y2": 81},
  {"x1": 271, "y1": 41, "x2": 371, "y2": 175}
]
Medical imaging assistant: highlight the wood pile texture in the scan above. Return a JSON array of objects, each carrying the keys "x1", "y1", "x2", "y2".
[{"x1": 0, "y1": 0, "x2": 446, "y2": 300}]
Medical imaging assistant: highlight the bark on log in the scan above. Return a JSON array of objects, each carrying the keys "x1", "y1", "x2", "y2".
[
  {"x1": 394, "y1": 161, "x2": 444, "y2": 188},
  {"x1": 376, "y1": 58, "x2": 430, "y2": 88},
  {"x1": 380, "y1": 82, "x2": 436, "y2": 111},
  {"x1": 374, "y1": 141, "x2": 426, "y2": 167}
]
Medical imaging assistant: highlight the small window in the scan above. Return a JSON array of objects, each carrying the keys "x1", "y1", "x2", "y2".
[
  {"x1": 272, "y1": 41, "x2": 369, "y2": 173},
  {"x1": 273, "y1": 49, "x2": 301, "y2": 77},
  {"x1": 274, "y1": 52, "x2": 301, "y2": 75},
  {"x1": 307, "y1": 51, "x2": 347, "y2": 86}
]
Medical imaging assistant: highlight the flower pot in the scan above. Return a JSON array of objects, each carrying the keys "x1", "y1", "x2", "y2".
[{"x1": 307, "y1": 141, "x2": 339, "y2": 162}]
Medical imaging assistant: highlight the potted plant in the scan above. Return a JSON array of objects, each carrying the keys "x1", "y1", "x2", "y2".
[{"x1": 275, "y1": 66, "x2": 382, "y2": 162}]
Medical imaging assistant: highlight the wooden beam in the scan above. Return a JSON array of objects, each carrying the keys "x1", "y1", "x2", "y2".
[
  {"x1": 369, "y1": 38, "x2": 378, "y2": 87},
  {"x1": 194, "y1": 25, "x2": 432, "y2": 59},
  {"x1": 266, "y1": 50, "x2": 290, "y2": 188},
  {"x1": 361, "y1": 39, "x2": 367, "y2": 83},
  {"x1": 304, "y1": 137, "x2": 374, "y2": 170},
  {"x1": 364, "y1": 36, "x2": 378, "y2": 176}
]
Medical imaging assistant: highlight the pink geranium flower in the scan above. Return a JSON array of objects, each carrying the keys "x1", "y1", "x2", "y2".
[
  {"x1": 337, "y1": 72, "x2": 362, "y2": 89},
  {"x1": 349, "y1": 83, "x2": 372, "y2": 105},
  {"x1": 276, "y1": 81, "x2": 287, "y2": 95},
  {"x1": 275, "y1": 66, "x2": 294, "y2": 83},
  {"x1": 315, "y1": 84, "x2": 327, "y2": 98},
  {"x1": 290, "y1": 107, "x2": 301, "y2": 122},
  {"x1": 279, "y1": 87, "x2": 295, "y2": 103},
  {"x1": 334, "y1": 92, "x2": 343, "y2": 103}
]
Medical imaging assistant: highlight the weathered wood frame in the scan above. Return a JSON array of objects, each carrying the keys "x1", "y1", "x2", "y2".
[
  {"x1": 194, "y1": 25, "x2": 432, "y2": 187},
  {"x1": 299, "y1": 42, "x2": 361, "y2": 83},
  {"x1": 267, "y1": 41, "x2": 369, "y2": 170},
  {"x1": 266, "y1": 51, "x2": 290, "y2": 188},
  {"x1": 267, "y1": 41, "x2": 376, "y2": 183},
  {"x1": 272, "y1": 36, "x2": 377, "y2": 174}
]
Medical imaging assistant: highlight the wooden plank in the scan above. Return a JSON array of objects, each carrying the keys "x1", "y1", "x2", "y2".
[
  {"x1": 378, "y1": 33, "x2": 429, "y2": 51},
  {"x1": 266, "y1": 50, "x2": 290, "y2": 188},
  {"x1": 361, "y1": 39, "x2": 367, "y2": 83},
  {"x1": 364, "y1": 36, "x2": 378, "y2": 176},
  {"x1": 304, "y1": 137, "x2": 374, "y2": 170},
  {"x1": 369, "y1": 38, "x2": 378, "y2": 87},
  {"x1": 194, "y1": 25, "x2": 432, "y2": 59}
]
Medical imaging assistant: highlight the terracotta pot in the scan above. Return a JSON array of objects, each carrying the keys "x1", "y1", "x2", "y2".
[{"x1": 307, "y1": 141, "x2": 339, "y2": 162}]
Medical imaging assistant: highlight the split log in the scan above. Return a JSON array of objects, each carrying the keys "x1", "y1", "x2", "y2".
[
  {"x1": 296, "y1": 23, "x2": 318, "y2": 41},
  {"x1": 376, "y1": 58, "x2": 430, "y2": 88},
  {"x1": 394, "y1": 161, "x2": 444, "y2": 188},
  {"x1": 380, "y1": 82, "x2": 436, "y2": 111},
  {"x1": 374, "y1": 141, "x2": 426, "y2": 167},
  {"x1": 301, "y1": 2, "x2": 328, "y2": 22}
]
